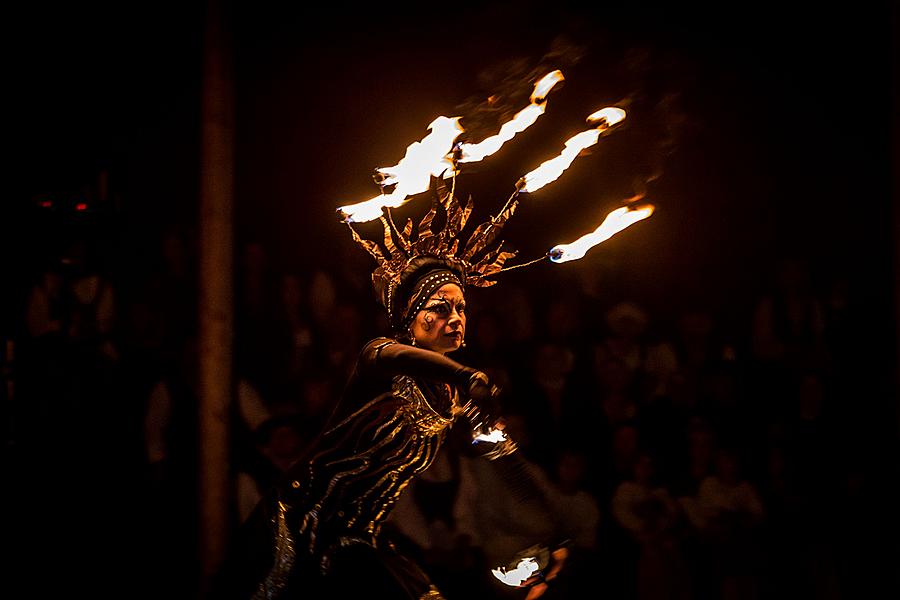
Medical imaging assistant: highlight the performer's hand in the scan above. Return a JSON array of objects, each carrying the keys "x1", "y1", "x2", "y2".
[
  {"x1": 464, "y1": 370, "x2": 499, "y2": 402},
  {"x1": 462, "y1": 370, "x2": 502, "y2": 430}
]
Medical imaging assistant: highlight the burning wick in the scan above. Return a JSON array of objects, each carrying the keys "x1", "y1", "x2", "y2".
[
  {"x1": 490, "y1": 106, "x2": 628, "y2": 221},
  {"x1": 457, "y1": 70, "x2": 564, "y2": 164},
  {"x1": 549, "y1": 204, "x2": 655, "y2": 263},
  {"x1": 518, "y1": 106, "x2": 626, "y2": 194},
  {"x1": 337, "y1": 116, "x2": 463, "y2": 223}
]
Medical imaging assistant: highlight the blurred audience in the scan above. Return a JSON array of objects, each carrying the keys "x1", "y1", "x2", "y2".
[{"x1": 4, "y1": 183, "x2": 896, "y2": 600}]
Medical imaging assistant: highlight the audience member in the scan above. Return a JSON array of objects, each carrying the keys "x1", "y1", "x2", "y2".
[
  {"x1": 688, "y1": 448, "x2": 766, "y2": 600},
  {"x1": 611, "y1": 451, "x2": 691, "y2": 600}
]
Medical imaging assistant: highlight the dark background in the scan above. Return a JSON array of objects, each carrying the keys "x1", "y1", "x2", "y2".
[
  {"x1": 4, "y1": 0, "x2": 896, "y2": 340},
  {"x1": 2, "y1": 1, "x2": 898, "y2": 598}
]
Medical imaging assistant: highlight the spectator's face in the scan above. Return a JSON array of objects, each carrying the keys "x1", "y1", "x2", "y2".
[{"x1": 410, "y1": 283, "x2": 466, "y2": 355}]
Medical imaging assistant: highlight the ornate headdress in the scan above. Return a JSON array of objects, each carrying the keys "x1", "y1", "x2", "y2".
[
  {"x1": 338, "y1": 65, "x2": 663, "y2": 333},
  {"x1": 346, "y1": 176, "x2": 518, "y2": 333}
]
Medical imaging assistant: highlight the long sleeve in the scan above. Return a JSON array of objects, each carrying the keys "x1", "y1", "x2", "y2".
[
  {"x1": 357, "y1": 337, "x2": 501, "y2": 426},
  {"x1": 462, "y1": 450, "x2": 571, "y2": 572},
  {"x1": 358, "y1": 337, "x2": 476, "y2": 388}
]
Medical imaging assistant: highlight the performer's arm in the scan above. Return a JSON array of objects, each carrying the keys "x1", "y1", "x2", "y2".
[
  {"x1": 452, "y1": 402, "x2": 572, "y2": 595},
  {"x1": 359, "y1": 337, "x2": 494, "y2": 405},
  {"x1": 360, "y1": 337, "x2": 470, "y2": 379}
]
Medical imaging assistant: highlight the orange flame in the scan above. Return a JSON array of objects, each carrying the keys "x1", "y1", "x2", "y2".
[
  {"x1": 586, "y1": 106, "x2": 627, "y2": 126},
  {"x1": 530, "y1": 70, "x2": 565, "y2": 103},
  {"x1": 519, "y1": 106, "x2": 626, "y2": 193},
  {"x1": 458, "y1": 70, "x2": 564, "y2": 164},
  {"x1": 338, "y1": 116, "x2": 464, "y2": 222},
  {"x1": 549, "y1": 204, "x2": 654, "y2": 263}
]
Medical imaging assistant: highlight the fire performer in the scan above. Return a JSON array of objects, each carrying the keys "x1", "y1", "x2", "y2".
[
  {"x1": 211, "y1": 181, "x2": 571, "y2": 600},
  {"x1": 211, "y1": 67, "x2": 657, "y2": 598}
]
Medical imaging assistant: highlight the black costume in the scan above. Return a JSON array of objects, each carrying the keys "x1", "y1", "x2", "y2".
[
  {"x1": 215, "y1": 330, "x2": 572, "y2": 600},
  {"x1": 213, "y1": 176, "x2": 572, "y2": 599}
]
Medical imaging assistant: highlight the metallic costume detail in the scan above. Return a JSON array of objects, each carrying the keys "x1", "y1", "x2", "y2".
[
  {"x1": 293, "y1": 376, "x2": 458, "y2": 564},
  {"x1": 249, "y1": 351, "x2": 475, "y2": 597},
  {"x1": 370, "y1": 338, "x2": 396, "y2": 363},
  {"x1": 252, "y1": 500, "x2": 296, "y2": 600},
  {"x1": 393, "y1": 375, "x2": 461, "y2": 435}
]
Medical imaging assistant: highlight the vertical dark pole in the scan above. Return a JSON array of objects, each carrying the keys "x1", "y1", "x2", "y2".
[
  {"x1": 893, "y1": 2, "x2": 900, "y2": 435},
  {"x1": 198, "y1": 0, "x2": 234, "y2": 593}
]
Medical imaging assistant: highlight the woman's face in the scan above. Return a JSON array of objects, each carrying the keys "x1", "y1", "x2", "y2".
[{"x1": 409, "y1": 283, "x2": 466, "y2": 354}]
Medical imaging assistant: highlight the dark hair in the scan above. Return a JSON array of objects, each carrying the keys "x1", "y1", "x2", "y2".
[{"x1": 382, "y1": 256, "x2": 467, "y2": 333}]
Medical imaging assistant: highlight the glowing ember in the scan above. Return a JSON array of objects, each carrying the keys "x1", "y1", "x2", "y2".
[
  {"x1": 518, "y1": 106, "x2": 626, "y2": 193},
  {"x1": 458, "y1": 70, "x2": 564, "y2": 164},
  {"x1": 338, "y1": 116, "x2": 463, "y2": 222},
  {"x1": 492, "y1": 557, "x2": 540, "y2": 587},
  {"x1": 549, "y1": 204, "x2": 655, "y2": 263}
]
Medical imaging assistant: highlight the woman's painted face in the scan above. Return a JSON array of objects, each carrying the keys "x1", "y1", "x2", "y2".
[{"x1": 410, "y1": 283, "x2": 466, "y2": 354}]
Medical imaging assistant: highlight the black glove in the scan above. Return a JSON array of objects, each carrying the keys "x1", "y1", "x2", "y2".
[{"x1": 456, "y1": 368, "x2": 502, "y2": 433}]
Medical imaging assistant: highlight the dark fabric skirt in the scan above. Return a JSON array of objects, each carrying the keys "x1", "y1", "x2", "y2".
[{"x1": 209, "y1": 503, "x2": 441, "y2": 600}]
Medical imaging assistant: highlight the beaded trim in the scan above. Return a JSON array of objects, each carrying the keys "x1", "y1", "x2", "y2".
[{"x1": 398, "y1": 271, "x2": 463, "y2": 331}]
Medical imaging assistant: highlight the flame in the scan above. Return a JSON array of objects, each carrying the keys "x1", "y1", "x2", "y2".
[
  {"x1": 586, "y1": 106, "x2": 626, "y2": 127},
  {"x1": 549, "y1": 204, "x2": 655, "y2": 263},
  {"x1": 338, "y1": 73, "x2": 619, "y2": 223},
  {"x1": 492, "y1": 557, "x2": 540, "y2": 587},
  {"x1": 337, "y1": 73, "x2": 569, "y2": 223},
  {"x1": 519, "y1": 106, "x2": 626, "y2": 193},
  {"x1": 338, "y1": 116, "x2": 464, "y2": 222},
  {"x1": 457, "y1": 70, "x2": 564, "y2": 164},
  {"x1": 530, "y1": 70, "x2": 564, "y2": 103},
  {"x1": 473, "y1": 428, "x2": 508, "y2": 444}
]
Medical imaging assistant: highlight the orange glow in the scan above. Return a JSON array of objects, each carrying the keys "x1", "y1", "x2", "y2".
[
  {"x1": 457, "y1": 70, "x2": 564, "y2": 164},
  {"x1": 530, "y1": 70, "x2": 564, "y2": 103},
  {"x1": 519, "y1": 106, "x2": 626, "y2": 193},
  {"x1": 549, "y1": 204, "x2": 655, "y2": 263},
  {"x1": 586, "y1": 106, "x2": 626, "y2": 126},
  {"x1": 337, "y1": 73, "x2": 565, "y2": 222},
  {"x1": 336, "y1": 72, "x2": 596, "y2": 223},
  {"x1": 338, "y1": 116, "x2": 463, "y2": 222}
]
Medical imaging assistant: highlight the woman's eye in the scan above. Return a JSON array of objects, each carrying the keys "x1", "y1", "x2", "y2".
[{"x1": 428, "y1": 304, "x2": 449, "y2": 315}]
